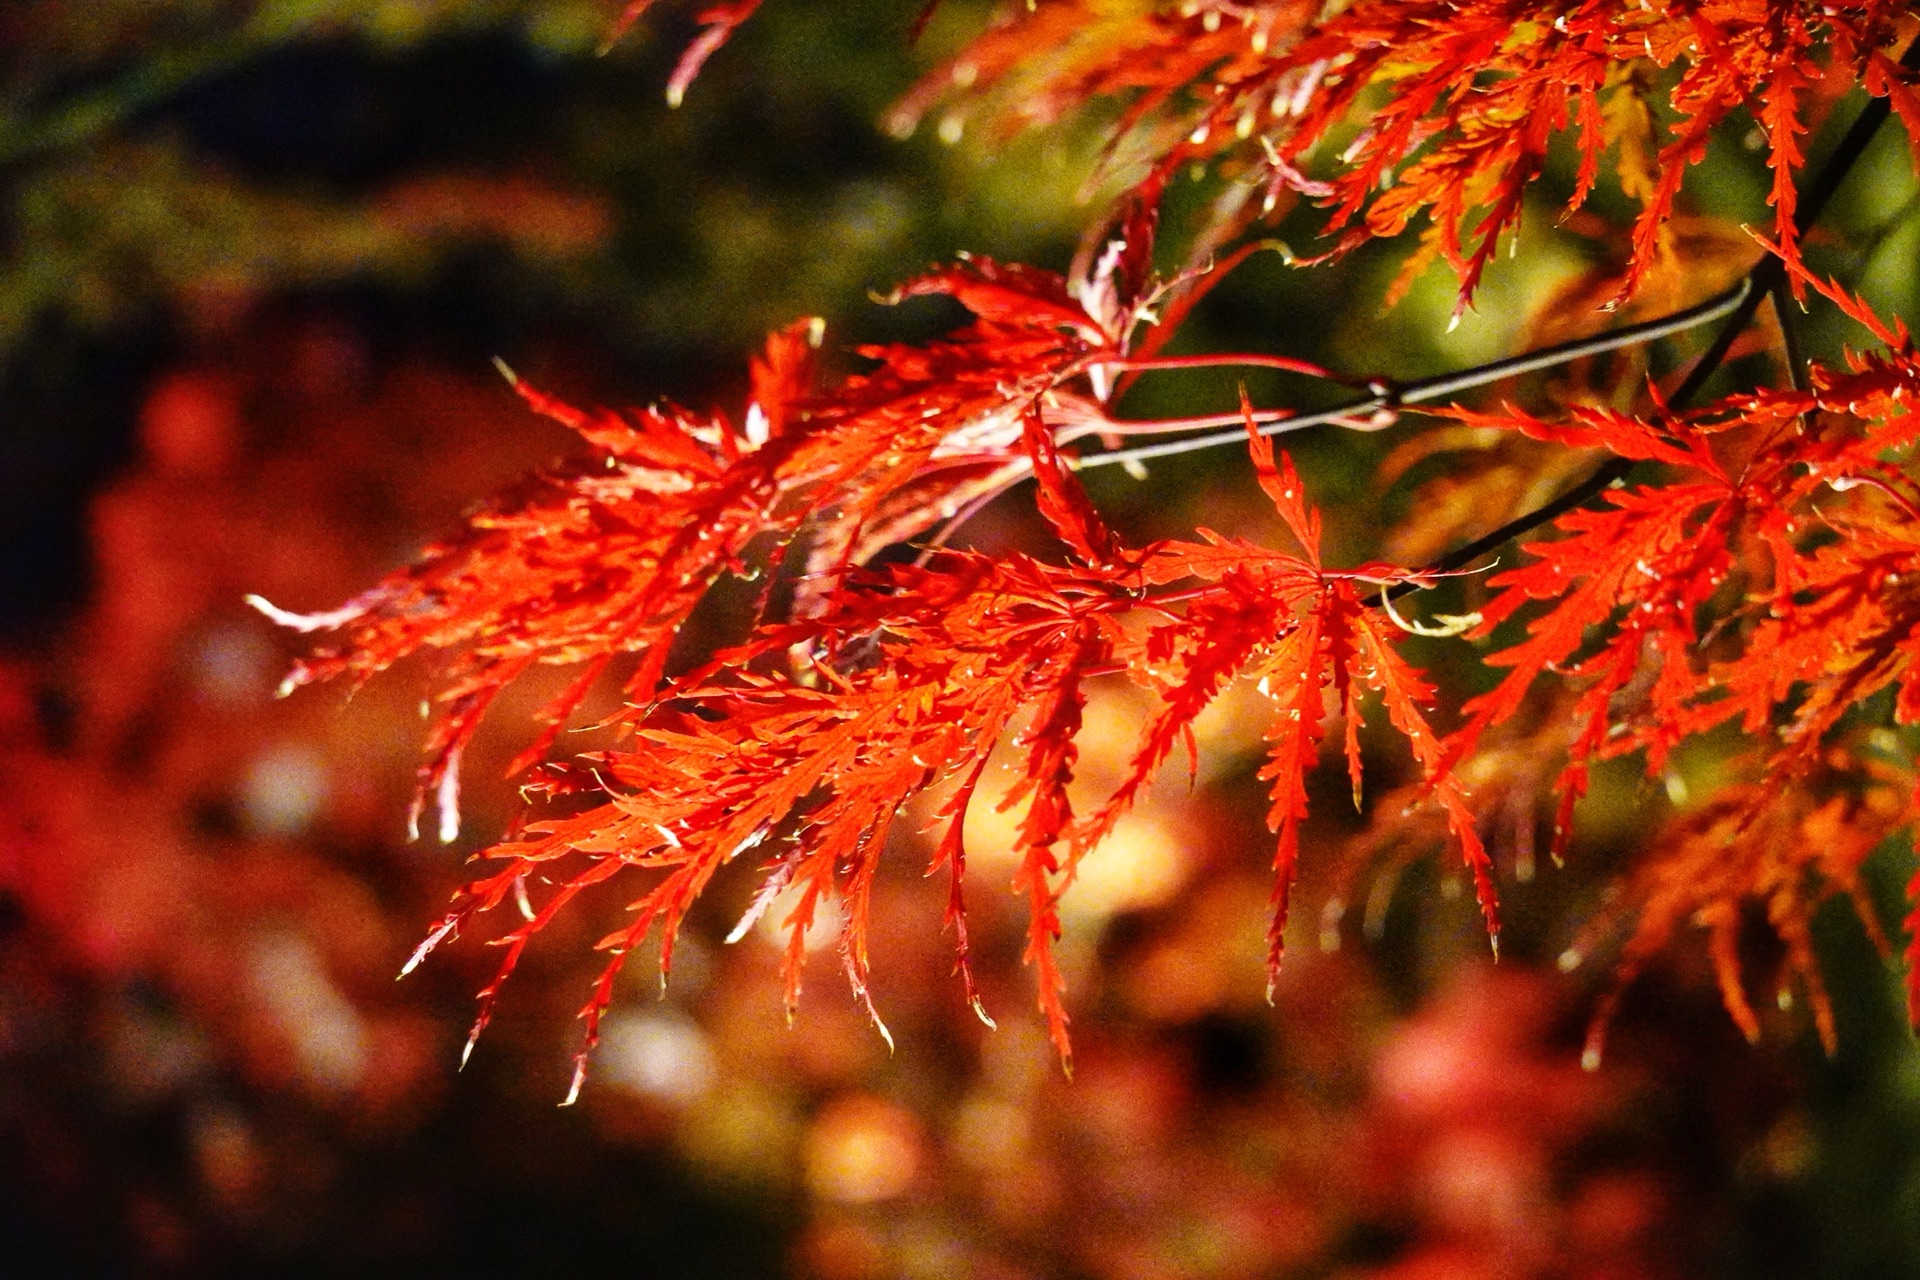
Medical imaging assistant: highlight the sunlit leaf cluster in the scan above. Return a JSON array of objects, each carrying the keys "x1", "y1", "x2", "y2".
[{"x1": 265, "y1": 0, "x2": 1920, "y2": 1086}]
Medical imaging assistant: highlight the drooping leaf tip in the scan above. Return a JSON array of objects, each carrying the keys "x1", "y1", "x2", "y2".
[{"x1": 245, "y1": 593, "x2": 366, "y2": 635}]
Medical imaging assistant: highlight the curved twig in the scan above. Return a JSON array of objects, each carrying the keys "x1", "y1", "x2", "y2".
[{"x1": 1073, "y1": 279, "x2": 1753, "y2": 471}]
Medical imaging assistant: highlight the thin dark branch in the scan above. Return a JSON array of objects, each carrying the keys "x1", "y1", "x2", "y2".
[
  {"x1": 1073, "y1": 280, "x2": 1753, "y2": 471},
  {"x1": 1773, "y1": 281, "x2": 1811, "y2": 398}
]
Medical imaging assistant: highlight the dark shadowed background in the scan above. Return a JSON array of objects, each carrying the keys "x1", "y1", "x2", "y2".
[{"x1": 3, "y1": 3, "x2": 1920, "y2": 1276}]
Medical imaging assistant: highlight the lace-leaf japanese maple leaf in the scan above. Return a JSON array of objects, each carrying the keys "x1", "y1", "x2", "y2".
[
  {"x1": 1124, "y1": 414, "x2": 1500, "y2": 981},
  {"x1": 410, "y1": 529, "x2": 1142, "y2": 1084},
  {"x1": 250, "y1": 247, "x2": 1182, "y2": 843},
  {"x1": 604, "y1": 0, "x2": 763, "y2": 102},
  {"x1": 291, "y1": 388, "x2": 1491, "y2": 1089},
  {"x1": 619, "y1": 0, "x2": 1917, "y2": 315},
  {"x1": 1573, "y1": 752, "x2": 1909, "y2": 1066},
  {"x1": 256, "y1": 0, "x2": 1920, "y2": 1094},
  {"x1": 899, "y1": 0, "x2": 1920, "y2": 309},
  {"x1": 1419, "y1": 277, "x2": 1920, "y2": 1051}
]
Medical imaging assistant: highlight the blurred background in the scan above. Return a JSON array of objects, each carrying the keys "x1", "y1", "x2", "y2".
[{"x1": 4, "y1": 2, "x2": 1920, "y2": 1276}]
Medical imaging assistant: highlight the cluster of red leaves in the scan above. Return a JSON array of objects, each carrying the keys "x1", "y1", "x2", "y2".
[
  {"x1": 1441, "y1": 265, "x2": 1920, "y2": 1048},
  {"x1": 626, "y1": 1, "x2": 1920, "y2": 310},
  {"x1": 255, "y1": 244, "x2": 1185, "y2": 845},
  {"x1": 366, "y1": 385, "x2": 1494, "y2": 1089},
  {"x1": 263, "y1": 0, "x2": 1920, "y2": 1083},
  {"x1": 899, "y1": 0, "x2": 1920, "y2": 309},
  {"x1": 254, "y1": 231, "x2": 1403, "y2": 1076}
]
